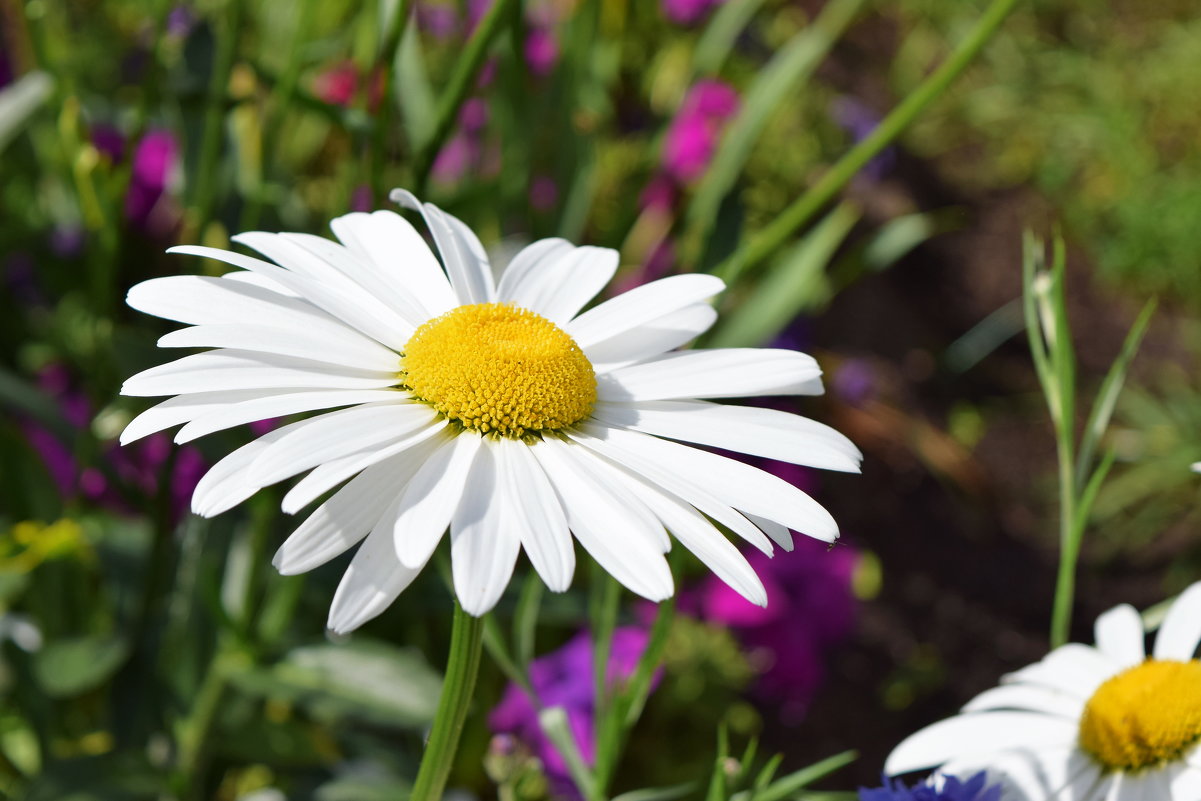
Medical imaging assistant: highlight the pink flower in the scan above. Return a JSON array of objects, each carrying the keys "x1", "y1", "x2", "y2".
[
  {"x1": 524, "y1": 26, "x2": 559, "y2": 77},
  {"x1": 530, "y1": 175, "x2": 558, "y2": 212},
  {"x1": 662, "y1": 80, "x2": 740, "y2": 183},
  {"x1": 661, "y1": 0, "x2": 723, "y2": 26}
]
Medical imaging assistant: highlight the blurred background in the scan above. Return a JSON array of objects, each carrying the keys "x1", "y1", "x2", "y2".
[{"x1": 1, "y1": 0, "x2": 1199, "y2": 798}]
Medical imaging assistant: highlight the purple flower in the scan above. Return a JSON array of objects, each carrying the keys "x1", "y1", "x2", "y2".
[
  {"x1": 693, "y1": 535, "x2": 858, "y2": 722},
  {"x1": 125, "y1": 129, "x2": 180, "y2": 233},
  {"x1": 530, "y1": 175, "x2": 558, "y2": 212},
  {"x1": 23, "y1": 365, "x2": 205, "y2": 523},
  {"x1": 661, "y1": 0, "x2": 723, "y2": 26},
  {"x1": 859, "y1": 772, "x2": 1004, "y2": 801},
  {"x1": 350, "y1": 185, "x2": 374, "y2": 213},
  {"x1": 490, "y1": 628, "x2": 658, "y2": 789},
  {"x1": 431, "y1": 133, "x2": 482, "y2": 186},
  {"x1": 832, "y1": 359, "x2": 877, "y2": 406},
  {"x1": 523, "y1": 26, "x2": 559, "y2": 77},
  {"x1": 0, "y1": 47, "x2": 12, "y2": 89},
  {"x1": 662, "y1": 80, "x2": 740, "y2": 183},
  {"x1": 167, "y1": 5, "x2": 198, "y2": 38},
  {"x1": 416, "y1": 2, "x2": 460, "y2": 40},
  {"x1": 832, "y1": 97, "x2": 895, "y2": 181}
]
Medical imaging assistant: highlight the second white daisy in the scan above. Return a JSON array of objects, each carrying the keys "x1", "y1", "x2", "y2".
[
  {"x1": 886, "y1": 582, "x2": 1201, "y2": 799},
  {"x1": 121, "y1": 188, "x2": 861, "y2": 631}
]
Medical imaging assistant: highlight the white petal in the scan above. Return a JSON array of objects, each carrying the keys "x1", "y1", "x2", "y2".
[
  {"x1": 566, "y1": 427, "x2": 775, "y2": 555},
  {"x1": 1004, "y1": 644, "x2": 1117, "y2": 699},
  {"x1": 158, "y1": 323, "x2": 400, "y2": 373},
  {"x1": 273, "y1": 453, "x2": 418, "y2": 574},
  {"x1": 566, "y1": 274, "x2": 724, "y2": 349},
  {"x1": 122, "y1": 389, "x2": 277, "y2": 444},
  {"x1": 745, "y1": 513, "x2": 794, "y2": 552},
  {"x1": 390, "y1": 189, "x2": 495, "y2": 305},
  {"x1": 597, "y1": 349, "x2": 823, "y2": 402},
  {"x1": 123, "y1": 349, "x2": 399, "y2": 397},
  {"x1": 1170, "y1": 766, "x2": 1201, "y2": 799},
  {"x1": 593, "y1": 453, "x2": 767, "y2": 606},
  {"x1": 532, "y1": 437, "x2": 674, "y2": 602},
  {"x1": 1125, "y1": 769, "x2": 1171, "y2": 801},
  {"x1": 885, "y1": 712, "x2": 1077, "y2": 775},
  {"x1": 495, "y1": 438, "x2": 574, "y2": 593},
  {"x1": 962, "y1": 683, "x2": 1085, "y2": 719},
  {"x1": 587, "y1": 304, "x2": 718, "y2": 372},
  {"x1": 576, "y1": 421, "x2": 839, "y2": 543},
  {"x1": 127, "y1": 274, "x2": 333, "y2": 328},
  {"x1": 191, "y1": 420, "x2": 309, "y2": 517},
  {"x1": 317, "y1": 212, "x2": 457, "y2": 317},
  {"x1": 247, "y1": 402, "x2": 435, "y2": 486},
  {"x1": 942, "y1": 747, "x2": 1094, "y2": 801},
  {"x1": 234, "y1": 232, "x2": 429, "y2": 337},
  {"x1": 591, "y1": 400, "x2": 862, "y2": 473},
  {"x1": 495, "y1": 242, "x2": 618, "y2": 324},
  {"x1": 280, "y1": 419, "x2": 446, "y2": 514},
  {"x1": 450, "y1": 440, "x2": 521, "y2": 616},
  {"x1": 169, "y1": 245, "x2": 413, "y2": 349},
  {"x1": 220, "y1": 269, "x2": 299, "y2": 296},
  {"x1": 1153, "y1": 582, "x2": 1201, "y2": 661},
  {"x1": 393, "y1": 432, "x2": 483, "y2": 568},
  {"x1": 1093, "y1": 603, "x2": 1146, "y2": 668},
  {"x1": 176, "y1": 389, "x2": 406, "y2": 444},
  {"x1": 496, "y1": 238, "x2": 573, "y2": 301},
  {"x1": 326, "y1": 523, "x2": 424, "y2": 633}
]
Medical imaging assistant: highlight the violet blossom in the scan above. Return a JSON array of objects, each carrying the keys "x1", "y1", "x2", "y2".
[
  {"x1": 662, "y1": 80, "x2": 740, "y2": 184},
  {"x1": 490, "y1": 627, "x2": 659, "y2": 792}
]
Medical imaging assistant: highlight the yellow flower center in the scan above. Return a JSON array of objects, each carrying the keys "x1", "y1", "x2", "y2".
[
  {"x1": 401, "y1": 303, "x2": 596, "y2": 438},
  {"x1": 1078, "y1": 659, "x2": 1201, "y2": 771}
]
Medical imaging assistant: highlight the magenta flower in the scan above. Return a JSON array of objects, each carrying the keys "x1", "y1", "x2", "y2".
[
  {"x1": 662, "y1": 0, "x2": 724, "y2": 26},
  {"x1": 125, "y1": 130, "x2": 180, "y2": 233},
  {"x1": 524, "y1": 26, "x2": 560, "y2": 77},
  {"x1": 23, "y1": 366, "x2": 205, "y2": 523},
  {"x1": 416, "y1": 1, "x2": 460, "y2": 40},
  {"x1": 313, "y1": 61, "x2": 359, "y2": 107},
  {"x1": 694, "y1": 532, "x2": 858, "y2": 722},
  {"x1": 490, "y1": 628, "x2": 658, "y2": 789},
  {"x1": 530, "y1": 175, "x2": 558, "y2": 212},
  {"x1": 662, "y1": 80, "x2": 740, "y2": 183}
]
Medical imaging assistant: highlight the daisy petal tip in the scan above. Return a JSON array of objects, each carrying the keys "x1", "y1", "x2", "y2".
[{"x1": 388, "y1": 188, "x2": 420, "y2": 209}]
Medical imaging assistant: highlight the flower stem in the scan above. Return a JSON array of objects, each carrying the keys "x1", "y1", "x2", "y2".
[
  {"x1": 410, "y1": 602, "x2": 486, "y2": 801},
  {"x1": 713, "y1": 0, "x2": 1022, "y2": 284},
  {"x1": 412, "y1": 0, "x2": 517, "y2": 194}
]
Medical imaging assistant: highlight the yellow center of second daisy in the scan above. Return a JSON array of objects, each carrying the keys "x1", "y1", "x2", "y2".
[
  {"x1": 1078, "y1": 659, "x2": 1201, "y2": 771},
  {"x1": 400, "y1": 303, "x2": 596, "y2": 438}
]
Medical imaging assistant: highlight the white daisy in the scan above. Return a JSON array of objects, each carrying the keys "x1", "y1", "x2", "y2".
[
  {"x1": 121, "y1": 189, "x2": 861, "y2": 631},
  {"x1": 886, "y1": 582, "x2": 1201, "y2": 800}
]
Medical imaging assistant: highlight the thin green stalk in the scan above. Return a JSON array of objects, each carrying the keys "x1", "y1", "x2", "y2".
[
  {"x1": 1049, "y1": 421, "x2": 1077, "y2": 648},
  {"x1": 412, "y1": 0, "x2": 518, "y2": 193},
  {"x1": 411, "y1": 603, "x2": 486, "y2": 801},
  {"x1": 241, "y1": 0, "x2": 318, "y2": 230},
  {"x1": 713, "y1": 0, "x2": 1022, "y2": 284},
  {"x1": 177, "y1": 646, "x2": 250, "y2": 801},
  {"x1": 591, "y1": 574, "x2": 620, "y2": 729},
  {"x1": 190, "y1": 0, "x2": 246, "y2": 237},
  {"x1": 368, "y1": 0, "x2": 416, "y2": 201}
]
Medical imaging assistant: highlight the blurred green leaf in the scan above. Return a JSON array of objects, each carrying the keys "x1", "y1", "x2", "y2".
[
  {"x1": 613, "y1": 782, "x2": 698, "y2": 801},
  {"x1": 731, "y1": 750, "x2": 857, "y2": 801},
  {"x1": 316, "y1": 774, "x2": 414, "y2": 801},
  {"x1": 0, "y1": 72, "x2": 53, "y2": 154},
  {"x1": 692, "y1": 0, "x2": 770, "y2": 78},
  {"x1": 33, "y1": 635, "x2": 128, "y2": 698},
  {"x1": 231, "y1": 639, "x2": 442, "y2": 729},
  {"x1": 687, "y1": 0, "x2": 865, "y2": 242},
  {"x1": 23, "y1": 753, "x2": 165, "y2": 801},
  {"x1": 396, "y1": 18, "x2": 436, "y2": 151},
  {"x1": 710, "y1": 202, "x2": 859, "y2": 348}
]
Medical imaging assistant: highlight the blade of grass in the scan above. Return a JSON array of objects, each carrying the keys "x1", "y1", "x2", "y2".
[
  {"x1": 412, "y1": 0, "x2": 518, "y2": 193},
  {"x1": 692, "y1": 0, "x2": 770, "y2": 78},
  {"x1": 1074, "y1": 299, "x2": 1155, "y2": 491},
  {"x1": 707, "y1": 202, "x2": 859, "y2": 348},
  {"x1": 731, "y1": 750, "x2": 857, "y2": 801},
  {"x1": 686, "y1": 0, "x2": 864, "y2": 248},
  {"x1": 713, "y1": 0, "x2": 1022, "y2": 285}
]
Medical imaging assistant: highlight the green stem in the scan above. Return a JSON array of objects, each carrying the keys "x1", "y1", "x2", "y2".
[
  {"x1": 368, "y1": 0, "x2": 415, "y2": 202},
  {"x1": 410, "y1": 602, "x2": 486, "y2": 801},
  {"x1": 177, "y1": 646, "x2": 249, "y2": 800},
  {"x1": 713, "y1": 0, "x2": 1022, "y2": 284},
  {"x1": 190, "y1": 0, "x2": 245, "y2": 237},
  {"x1": 1049, "y1": 428, "x2": 1077, "y2": 648},
  {"x1": 412, "y1": 0, "x2": 518, "y2": 194}
]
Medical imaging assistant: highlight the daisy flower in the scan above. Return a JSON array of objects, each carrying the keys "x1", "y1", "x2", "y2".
[
  {"x1": 886, "y1": 582, "x2": 1201, "y2": 799},
  {"x1": 120, "y1": 189, "x2": 861, "y2": 631}
]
